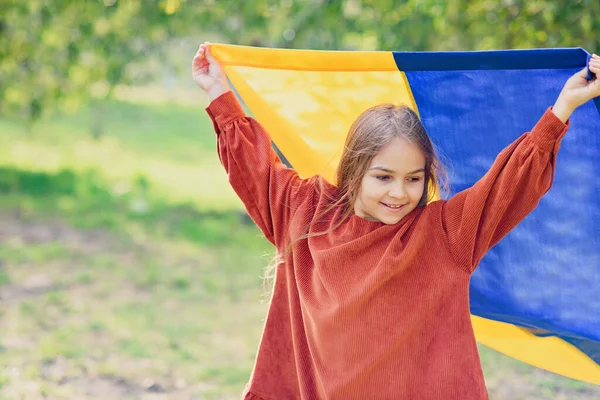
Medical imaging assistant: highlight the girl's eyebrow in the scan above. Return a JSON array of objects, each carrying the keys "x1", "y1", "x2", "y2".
[
  {"x1": 369, "y1": 167, "x2": 425, "y2": 174},
  {"x1": 369, "y1": 167, "x2": 395, "y2": 173}
]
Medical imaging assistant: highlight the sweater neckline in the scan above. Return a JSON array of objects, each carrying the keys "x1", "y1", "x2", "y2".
[{"x1": 348, "y1": 212, "x2": 384, "y2": 228}]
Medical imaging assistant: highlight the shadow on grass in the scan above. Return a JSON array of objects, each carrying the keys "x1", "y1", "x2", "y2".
[{"x1": 0, "y1": 166, "x2": 262, "y2": 248}]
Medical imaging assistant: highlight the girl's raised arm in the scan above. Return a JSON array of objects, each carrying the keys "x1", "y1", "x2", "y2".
[
  {"x1": 193, "y1": 43, "x2": 315, "y2": 247},
  {"x1": 440, "y1": 55, "x2": 600, "y2": 273}
]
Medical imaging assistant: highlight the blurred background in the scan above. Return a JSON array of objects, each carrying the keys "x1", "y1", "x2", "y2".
[{"x1": 1, "y1": 0, "x2": 599, "y2": 399}]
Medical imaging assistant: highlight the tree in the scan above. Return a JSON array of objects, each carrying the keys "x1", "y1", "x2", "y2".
[
  {"x1": 1, "y1": 0, "x2": 598, "y2": 132},
  {"x1": 0, "y1": 0, "x2": 181, "y2": 133}
]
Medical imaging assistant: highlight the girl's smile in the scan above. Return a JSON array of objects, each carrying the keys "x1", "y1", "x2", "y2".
[{"x1": 381, "y1": 202, "x2": 406, "y2": 210}]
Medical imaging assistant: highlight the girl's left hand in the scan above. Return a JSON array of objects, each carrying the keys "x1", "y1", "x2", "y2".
[{"x1": 553, "y1": 54, "x2": 600, "y2": 122}]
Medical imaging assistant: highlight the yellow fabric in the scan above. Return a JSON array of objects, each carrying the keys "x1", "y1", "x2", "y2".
[
  {"x1": 212, "y1": 44, "x2": 416, "y2": 182},
  {"x1": 473, "y1": 316, "x2": 600, "y2": 383},
  {"x1": 210, "y1": 43, "x2": 600, "y2": 384},
  {"x1": 212, "y1": 43, "x2": 401, "y2": 71}
]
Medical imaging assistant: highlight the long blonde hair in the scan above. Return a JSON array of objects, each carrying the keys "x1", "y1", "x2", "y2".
[{"x1": 262, "y1": 103, "x2": 448, "y2": 297}]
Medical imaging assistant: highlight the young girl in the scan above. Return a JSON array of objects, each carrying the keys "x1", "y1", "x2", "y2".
[{"x1": 193, "y1": 42, "x2": 600, "y2": 400}]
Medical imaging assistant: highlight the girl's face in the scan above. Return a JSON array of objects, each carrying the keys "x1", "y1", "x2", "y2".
[{"x1": 354, "y1": 137, "x2": 426, "y2": 225}]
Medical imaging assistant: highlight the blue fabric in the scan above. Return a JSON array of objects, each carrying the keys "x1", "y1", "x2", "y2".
[
  {"x1": 393, "y1": 48, "x2": 590, "y2": 71},
  {"x1": 394, "y1": 47, "x2": 600, "y2": 119},
  {"x1": 396, "y1": 51, "x2": 600, "y2": 363}
]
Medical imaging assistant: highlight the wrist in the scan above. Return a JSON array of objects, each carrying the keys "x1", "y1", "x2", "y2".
[
  {"x1": 552, "y1": 94, "x2": 575, "y2": 123},
  {"x1": 207, "y1": 83, "x2": 230, "y2": 102}
]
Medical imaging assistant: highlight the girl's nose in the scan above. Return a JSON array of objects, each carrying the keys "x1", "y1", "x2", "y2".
[{"x1": 388, "y1": 184, "x2": 407, "y2": 199}]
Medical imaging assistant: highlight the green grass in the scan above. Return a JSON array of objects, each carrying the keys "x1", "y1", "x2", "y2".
[
  {"x1": 0, "y1": 242, "x2": 70, "y2": 264},
  {"x1": 0, "y1": 98, "x2": 271, "y2": 397},
  {"x1": 0, "y1": 99, "x2": 242, "y2": 210},
  {"x1": 0, "y1": 201, "x2": 270, "y2": 398},
  {"x1": 0, "y1": 96, "x2": 598, "y2": 399},
  {"x1": 0, "y1": 166, "x2": 263, "y2": 249}
]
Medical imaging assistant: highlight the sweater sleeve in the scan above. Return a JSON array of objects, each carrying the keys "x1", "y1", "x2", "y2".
[
  {"x1": 440, "y1": 108, "x2": 569, "y2": 273},
  {"x1": 206, "y1": 91, "x2": 315, "y2": 247}
]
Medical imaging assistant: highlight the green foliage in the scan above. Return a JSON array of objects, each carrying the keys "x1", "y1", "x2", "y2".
[
  {"x1": 2, "y1": 0, "x2": 599, "y2": 129},
  {"x1": 0, "y1": 0, "x2": 180, "y2": 127}
]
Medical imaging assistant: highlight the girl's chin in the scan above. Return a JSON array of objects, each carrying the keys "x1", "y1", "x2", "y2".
[{"x1": 381, "y1": 217, "x2": 404, "y2": 225}]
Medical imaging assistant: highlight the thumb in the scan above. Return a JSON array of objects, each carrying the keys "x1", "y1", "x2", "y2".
[
  {"x1": 205, "y1": 45, "x2": 218, "y2": 65},
  {"x1": 577, "y1": 64, "x2": 592, "y2": 80}
]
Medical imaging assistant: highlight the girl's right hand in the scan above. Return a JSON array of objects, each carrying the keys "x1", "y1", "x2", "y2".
[{"x1": 192, "y1": 42, "x2": 230, "y2": 101}]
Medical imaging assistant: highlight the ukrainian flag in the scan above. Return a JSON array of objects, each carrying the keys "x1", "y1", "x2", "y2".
[{"x1": 210, "y1": 44, "x2": 600, "y2": 384}]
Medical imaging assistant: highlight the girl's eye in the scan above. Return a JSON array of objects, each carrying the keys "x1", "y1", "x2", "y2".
[
  {"x1": 375, "y1": 175, "x2": 391, "y2": 181},
  {"x1": 407, "y1": 177, "x2": 421, "y2": 183}
]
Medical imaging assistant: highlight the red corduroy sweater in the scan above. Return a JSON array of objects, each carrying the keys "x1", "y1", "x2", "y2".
[{"x1": 206, "y1": 91, "x2": 569, "y2": 400}]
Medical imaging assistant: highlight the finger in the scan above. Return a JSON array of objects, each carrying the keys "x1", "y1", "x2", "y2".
[
  {"x1": 193, "y1": 54, "x2": 208, "y2": 70},
  {"x1": 576, "y1": 65, "x2": 590, "y2": 78},
  {"x1": 194, "y1": 46, "x2": 209, "y2": 61},
  {"x1": 199, "y1": 41, "x2": 210, "y2": 52},
  {"x1": 204, "y1": 45, "x2": 217, "y2": 64},
  {"x1": 198, "y1": 45, "x2": 209, "y2": 59},
  {"x1": 192, "y1": 54, "x2": 202, "y2": 67},
  {"x1": 194, "y1": 46, "x2": 206, "y2": 60},
  {"x1": 195, "y1": 46, "x2": 209, "y2": 65}
]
